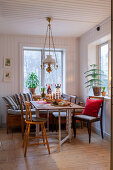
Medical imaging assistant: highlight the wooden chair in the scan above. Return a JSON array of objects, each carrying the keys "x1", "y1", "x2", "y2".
[
  {"x1": 23, "y1": 102, "x2": 50, "y2": 157},
  {"x1": 20, "y1": 94, "x2": 37, "y2": 138},
  {"x1": 72, "y1": 96, "x2": 104, "y2": 143},
  {"x1": 20, "y1": 95, "x2": 25, "y2": 138}
]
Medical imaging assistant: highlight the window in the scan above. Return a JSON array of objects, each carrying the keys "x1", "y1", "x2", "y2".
[
  {"x1": 99, "y1": 42, "x2": 111, "y2": 96},
  {"x1": 23, "y1": 48, "x2": 64, "y2": 94},
  {"x1": 24, "y1": 49, "x2": 42, "y2": 94}
]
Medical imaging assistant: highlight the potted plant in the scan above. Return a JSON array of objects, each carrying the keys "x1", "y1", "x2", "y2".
[
  {"x1": 41, "y1": 87, "x2": 46, "y2": 98},
  {"x1": 26, "y1": 72, "x2": 39, "y2": 95},
  {"x1": 101, "y1": 87, "x2": 106, "y2": 96},
  {"x1": 84, "y1": 64, "x2": 104, "y2": 96}
]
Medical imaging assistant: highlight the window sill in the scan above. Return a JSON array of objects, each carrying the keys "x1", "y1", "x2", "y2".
[
  {"x1": 89, "y1": 95, "x2": 111, "y2": 102},
  {"x1": 103, "y1": 96, "x2": 111, "y2": 102}
]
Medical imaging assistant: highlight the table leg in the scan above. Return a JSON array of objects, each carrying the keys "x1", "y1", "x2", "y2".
[
  {"x1": 68, "y1": 109, "x2": 72, "y2": 142},
  {"x1": 59, "y1": 111, "x2": 61, "y2": 152},
  {"x1": 66, "y1": 110, "x2": 68, "y2": 131},
  {"x1": 36, "y1": 110, "x2": 39, "y2": 136},
  {"x1": 47, "y1": 110, "x2": 49, "y2": 131}
]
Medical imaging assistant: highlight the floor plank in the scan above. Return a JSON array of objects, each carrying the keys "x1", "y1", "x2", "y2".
[{"x1": 0, "y1": 128, "x2": 110, "y2": 170}]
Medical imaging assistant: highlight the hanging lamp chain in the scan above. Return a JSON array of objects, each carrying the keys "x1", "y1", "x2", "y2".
[
  {"x1": 48, "y1": 20, "x2": 51, "y2": 55},
  {"x1": 41, "y1": 17, "x2": 58, "y2": 71},
  {"x1": 50, "y1": 28, "x2": 57, "y2": 63},
  {"x1": 42, "y1": 23, "x2": 49, "y2": 59}
]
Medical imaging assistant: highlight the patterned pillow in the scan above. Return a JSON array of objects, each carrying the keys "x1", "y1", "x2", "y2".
[
  {"x1": 15, "y1": 94, "x2": 21, "y2": 106},
  {"x1": 2, "y1": 96, "x2": 19, "y2": 110},
  {"x1": 20, "y1": 93, "x2": 34, "y2": 109}
]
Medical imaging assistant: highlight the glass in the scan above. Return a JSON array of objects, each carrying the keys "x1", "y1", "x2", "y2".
[
  {"x1": 23, "y1": 50, "x2": 41, "y2": 94},
  {"x1": 100, "y1": 43, "x2": 108, "y2": 94}
]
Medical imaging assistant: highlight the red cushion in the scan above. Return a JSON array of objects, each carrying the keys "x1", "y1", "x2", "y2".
[{"x1": 82, "y1": 98, "x2": 103, "y2": 117}]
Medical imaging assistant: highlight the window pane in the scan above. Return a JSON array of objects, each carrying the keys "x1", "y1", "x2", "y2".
[
  {"x1": 24, "y1": 50, "x2": 41, "y2": 94},
  {"x1": 100, "y1": 43, "x2": 108, "y2": 94},
  {"x1": 44, "y1": 51, "x2": 63, "y2": 93}
]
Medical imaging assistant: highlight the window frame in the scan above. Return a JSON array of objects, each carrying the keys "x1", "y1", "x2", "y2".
[
  {"x1": 98, "y1": 41, "x2": 111, "y2": 97},
  {"x1": 23, "y1": 47, "x2": 64, "y2": 94}
]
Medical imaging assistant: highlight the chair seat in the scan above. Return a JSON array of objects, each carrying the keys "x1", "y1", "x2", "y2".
[
  {"x1": 75, "y1": 114, "x2": 98, "y2": 120},
  {"x1": 53, "y1": 112, "x2": 66, "y2": 118}
]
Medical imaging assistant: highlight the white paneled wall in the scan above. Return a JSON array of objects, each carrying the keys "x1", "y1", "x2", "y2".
[
  {"x1": 79, "y1": 17, "x2": 111, "y2": 100},
  {"x1": 0, "y1": 34, "x2": 79, "y2": 125},
  {"x1": 79, "y1": 17, "x2": 111, "y2": 136}
]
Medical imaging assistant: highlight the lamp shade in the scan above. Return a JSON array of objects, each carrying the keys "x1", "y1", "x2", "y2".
[{"x1": 43, "y1": 55, "x2": 56, "y2": 65}]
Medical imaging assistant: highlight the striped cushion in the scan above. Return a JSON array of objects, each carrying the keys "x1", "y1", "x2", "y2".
[
  {"x1": 20, "y1": 93, "x2": 34, "y2": 109},
  {"x1": 2, "y1": 96, "x2": 18, "y2": 110},
  {"x1": 15, "y1": 93, "x2": 21, "y2": 106},
  {"x1": 19, "y1": 94, "x2": 26, "y2": 110}
]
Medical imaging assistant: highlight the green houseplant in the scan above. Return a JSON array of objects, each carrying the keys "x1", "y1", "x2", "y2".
[
  {"x1": 26, "y1": 72, "x2": 39, "y2": 94},
  {"x1": 101, "y1": 87, "x2": 106, "y2": 96},
  {"x1": 84, "y1": 64, "x2": 104, "y2": 96}
]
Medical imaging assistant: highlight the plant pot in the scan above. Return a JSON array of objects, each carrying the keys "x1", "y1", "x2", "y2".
[
  {"x1": 101, "y1": 91, "x2": 106, "y2": 96},
  {"x1": 29, "y1": 88, "x2": 36, "y2": 95},
  {"x1": 93, "y1": 87, "x2": 101, "y2": 96}
]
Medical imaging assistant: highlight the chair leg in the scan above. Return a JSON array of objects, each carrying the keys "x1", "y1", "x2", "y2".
[
  {"x1": 100, "y1": 120, "x2": 104, "y2": 139},
  {"x1": 23, "y1": 124, "x2": 28, "y2": 148},
  {"x1": 88, "y1": 123, "x2": 91, "y2": 144},
  {"x1": 41, "y1": 124, "x2": 45, "y2": 145},
  {"x1": 24, "y1": 124, "x2": 30, "y2": 157},
  {"x1": 43, "y1": 124, "x2": 50, "y2": 154},
  {"x1": 73, "y1": 117, "x2": 76, "y2": 138}
]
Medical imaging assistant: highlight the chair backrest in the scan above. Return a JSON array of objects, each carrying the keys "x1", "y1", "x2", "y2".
[
  {"x1": 25, "y1": 102, "x2": 32, "y2": 122},
  {"x1": 89, "y1": 96, "x2": 104, "y2": 119}
]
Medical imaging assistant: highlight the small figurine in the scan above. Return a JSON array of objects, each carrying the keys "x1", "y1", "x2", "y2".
[
  {"x1": 46, "y1": 84, "x2": 52, "y2": 94},
  {"x1": 55, "y1": 84, "x2": 61, "y2": 99}
]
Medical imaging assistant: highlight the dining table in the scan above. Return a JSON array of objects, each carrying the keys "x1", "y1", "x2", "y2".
[{"x1": 31, "y1": 101, "x2": 84, "y2": 151}]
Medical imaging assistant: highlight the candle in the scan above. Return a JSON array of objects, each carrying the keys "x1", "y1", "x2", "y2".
[
  {"x1": 49, "y1": 93, "x2": 51, "y2": 99},
  {"x1": 52, "y1": 92, "x2": 53, "y2": 99},
  {"x1": 58, "y1": 92, "x2": 59, "y2": 99},
  {"x1": 55, "y1": 89, "x2": 56, "y2": 99}
]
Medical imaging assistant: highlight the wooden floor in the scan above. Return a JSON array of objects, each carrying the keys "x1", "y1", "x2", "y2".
[{"x1": 0, "y1": 128, "x2": 110, "y2": 170}]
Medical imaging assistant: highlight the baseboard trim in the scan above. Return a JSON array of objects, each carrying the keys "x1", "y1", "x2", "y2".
[{"x1": 92, "y1": 126, "x2": 111, "y2": 141}]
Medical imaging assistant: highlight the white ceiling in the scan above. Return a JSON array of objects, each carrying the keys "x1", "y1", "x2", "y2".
[{"x1": 0, "y1": 0, "x2": 111, "y2": 37}]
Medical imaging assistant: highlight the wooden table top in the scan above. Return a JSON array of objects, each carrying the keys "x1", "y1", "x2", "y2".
[{"x1": 31, "y1": 101, "x2": 84, "y2": 111}]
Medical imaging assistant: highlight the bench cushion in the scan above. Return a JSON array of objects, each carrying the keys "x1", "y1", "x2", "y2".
[
  {"x1": 8, "y1": 108, "x2": 36, "y2": 115},
  {"x1": 53, "y1": 112, "x2": 66, "y2": 117},
  {"x1": 2, "y1": 96, "x2": 19, "y2": 110}
]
